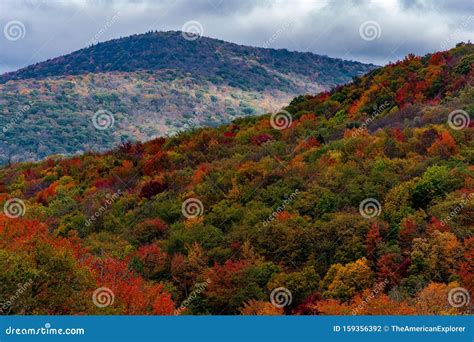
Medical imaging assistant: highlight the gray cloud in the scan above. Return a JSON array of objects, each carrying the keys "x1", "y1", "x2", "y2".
[{"x1": 0, "y1": 0, "x2": 472, "y2": 73}]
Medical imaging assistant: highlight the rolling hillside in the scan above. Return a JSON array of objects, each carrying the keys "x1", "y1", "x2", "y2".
[
  {"x1": 0, "y1": 31, "x2": 374, "y2": 164},
  {"x1": 0, "y1": 43, "x2": 472, "y2": 315}
]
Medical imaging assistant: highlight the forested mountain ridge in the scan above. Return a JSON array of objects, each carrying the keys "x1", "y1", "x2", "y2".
[
  {"x1": 0, "y1": 43, "x2": 472, "y2": 315},
  {"x1": 0, "y1": 31, "x2": 375, "y2": 165},
  {"x1": 0, "y1": 31, "x2": 374, "y2": 89}
]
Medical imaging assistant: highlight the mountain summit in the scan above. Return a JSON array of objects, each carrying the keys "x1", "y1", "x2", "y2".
[{"x1": 0, "y1": 31, "x2": 373, "y2": 90}]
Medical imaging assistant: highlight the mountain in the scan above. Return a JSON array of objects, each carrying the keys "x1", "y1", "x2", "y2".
[
  {"x1": 0, "y1": 31, "x2": 373, "y2": 89},
  {"x1": 0, "y1": 43, "x2": 472, "y2": 315},
  {"x1": 0, "y1": 31, "x2": 375, "y2": 164}
]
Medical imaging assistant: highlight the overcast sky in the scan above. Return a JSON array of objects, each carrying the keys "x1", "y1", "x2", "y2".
[{"x1": 0, "y1": 0, "x2": 472, "y2": 74}]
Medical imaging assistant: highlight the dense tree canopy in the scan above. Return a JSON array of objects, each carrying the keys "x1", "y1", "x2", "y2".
[{"x1": 0, "y1": 43, "x2": 472, "y2": 315}]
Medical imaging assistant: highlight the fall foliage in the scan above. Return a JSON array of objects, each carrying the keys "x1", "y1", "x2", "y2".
[{"x1": 0, "y1": 43, "x2": 472, "y2": 315}]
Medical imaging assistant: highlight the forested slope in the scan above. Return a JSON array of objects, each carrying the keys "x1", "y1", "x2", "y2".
[{"x1": 0, "y1": 43, "x2": 472, "y2": 315}]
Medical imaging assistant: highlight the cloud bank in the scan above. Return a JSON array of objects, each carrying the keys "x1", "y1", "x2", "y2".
[{"x1": 0, "y1": 0, "x2": 472, "y2": 73}]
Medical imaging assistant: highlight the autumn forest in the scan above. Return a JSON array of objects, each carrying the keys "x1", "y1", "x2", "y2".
[{"x1": 0, "y1": 38, "x2": 473, "y2": 316}]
